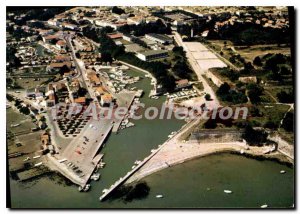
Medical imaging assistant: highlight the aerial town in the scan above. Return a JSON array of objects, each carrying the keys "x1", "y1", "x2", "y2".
[{"x1": 6, "y1": 6, "x2": 294, "y2": 208}]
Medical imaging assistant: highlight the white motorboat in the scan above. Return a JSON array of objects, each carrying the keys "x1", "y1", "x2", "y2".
[
  {"x1": 280, "y1": 170, "x2": 286, "y2": 174},
  {"x1": 83, "y1": 184, "x2": 91, "y2": 192},
  {"x1": 91, "y1": 173, "x2": 100, "y2": 181},
  {"x1": 156, "y1": 195, "x2": 163, "y2": 198},
  {"x1": 261, "y1": 204, "x2": 268, "y2": 208},
  {"x1": 224, "y1": 190, "x2": 232, "y2": 194}
]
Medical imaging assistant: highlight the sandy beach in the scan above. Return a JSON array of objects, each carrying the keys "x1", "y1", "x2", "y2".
[{"x1": 125, "y1": 140, "x2": 293, "y2": 184}]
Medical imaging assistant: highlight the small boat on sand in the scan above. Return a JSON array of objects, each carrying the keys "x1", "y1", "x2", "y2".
[
  {"x1": 224, "y1": 190, "x2": 232, "y2": 194},
  {"x1": 156, "y1": 195, "x2": 163, "y2": 198},
  {"x1": 261, "y1": 204, "x2": 268, "y2": 208},
  {"x1": 11, "y1": 124, "x2": 20, "y2": 127},
  {"x1": 34, "y1": 162, "x2": 43, "y2": 167}
]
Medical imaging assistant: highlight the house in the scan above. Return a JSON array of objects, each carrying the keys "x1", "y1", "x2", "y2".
[
  {"x1": 69, "y1": 80, "x2": 80, "y2": 94},
  {"x1": 136, "y1": 50, "x2": 169, "y2": 61},
  {"x1": 47, "y1": 19, "x2": 58, "y2": 26},
  {"x1": 107, "y1": 32, "x2": 123, "y2": 40},
  {"x1": 41, "y1": 132, "x2": 50, "y2": 145},
  {"x1": 42, "y1": 34, "x2": 60, "y2": 43},
  {"x1": 100, "y1": 93, "x2": 113, "y2": 107},
  {"x1": 26, "y1": 88, "x2": 36, "y2": 98},
  {"x1": 56, "y1": 40, "x2": 66, "y2": 50},
  {"x1": 47, "y1": 62, "x2": 72, "y2": 72},
  {"x1": 86, "y1": 69, "x2": 101, "y2": 86},
  {"x1": 122, "y1": 34, "x2": 133, "y2": 42},
  {"x1": 62, "y1": 23, "x2": 78, "y2": 30},
  {"x1": 63, "y1": 70, "x2": 75, "y2": 78},
  {"x1": 54, "y1": 55, "x2": 71, "y2": 62},
  {"x1": 94, "y1": 86, "x2": 106, "y2": 97},
  {"x1": 74, "y1": 97, "x2": 86, "y2": 105},
  {"x1": 127, "y1": 16, "x2": 145, "y2": 25},
  {"x1": 46, "y1": 93, "x2": 56, "y2": 108},
  {"x1": 238, "y1": 76, "x2": 258, "y2": 84}
]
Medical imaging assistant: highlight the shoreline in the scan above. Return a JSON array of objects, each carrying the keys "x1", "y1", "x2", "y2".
[{"x1": 125, "y1": 142, "x2": 293, "y2": 185}]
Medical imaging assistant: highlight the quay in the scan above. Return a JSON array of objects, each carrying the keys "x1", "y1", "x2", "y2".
[
  {"x1": 112, "y1": 91, "x2": 136, "y2": 133},
  {"x1": 49, "y1": 120, "x2": 114, "y2": 187}
]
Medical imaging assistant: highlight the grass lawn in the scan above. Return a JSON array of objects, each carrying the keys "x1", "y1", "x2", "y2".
[
  {"x1": 14, "y1": 77, "x2": 50, "y2": 89},
  {"x1": 264, "y1": 85, "x2": 293, "y2": 103},
  {"x1": 249, "y1": 104, "x2": 290, "y2": 128},
  {"x1": 235, "y1": 44, "x2": 291, "y2": 62}
]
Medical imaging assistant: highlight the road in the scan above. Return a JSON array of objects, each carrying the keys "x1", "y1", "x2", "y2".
[{"x1": 173, "y1": 32, "x2": 220, "y2": 109}]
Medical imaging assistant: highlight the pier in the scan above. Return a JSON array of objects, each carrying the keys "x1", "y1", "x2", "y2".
[{"x1": 99, "y1": 145, "x2": 162, "y2": 201}]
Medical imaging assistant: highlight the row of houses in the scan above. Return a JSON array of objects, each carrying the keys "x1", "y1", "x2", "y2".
[{"x1": 85, "y1": 69, "x2": 114, "y2": 107}]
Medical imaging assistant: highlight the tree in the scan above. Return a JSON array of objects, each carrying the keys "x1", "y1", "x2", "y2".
[
  {"x1": 282, "y1": 112, "x2": 294, "y2": 132},
  {"x1": 112, "y1": 6, "x2": 125, "y2": 15},
  {"x1": 246, "y1": 83, "x2": 263, "y2": 104},
  {"x1": 217, "y1": 82, "x2": 230, "y2": 96},
  {"x1": 264, "y1": 53, "x2": 286, "y2": 70},
  {"x1": 100, "y1": 52, "x2": 112, "y2": 63},
  {"x1": 242, "y1": 125, "x2": 268, "y2": 146},
  {"x1": 205, "y1": 94, "x2": 211, "y2": 101},
  {"x1": 253, "y1": 56, "x2": 262, "y2": 66},
  {"x1": 20, "y1": 106, "x2": 30, "y2": 115},
  {"x1": 59, "y1": 65, "x2": 70, "y2": 75},
  {"x1": 78, "y1": 87, "x2": 88, "y2": 97},
  {"x1": 244, "y1": 62, "x2": 254, "y2": 70},
  {"x1": 277, "y1": 90, "x2": 294, "y2": 103},
  {"x1": 264, "y1": 120, "x2": 278, "y2": 130},
  {"x1": 172, "y1": 46, "x2": 184, "y2": 53},
  {"x1": 250, "y1": 106, "x2": 262, "y2": 117}
]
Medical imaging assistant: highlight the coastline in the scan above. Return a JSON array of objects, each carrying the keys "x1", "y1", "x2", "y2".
[{"x1": 125, "y1": 141, "x2": 293, "y2": 185}]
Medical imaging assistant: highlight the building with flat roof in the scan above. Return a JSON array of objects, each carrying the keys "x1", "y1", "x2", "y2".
[
  {"x1": 125, "y1": 43, "x2": 145, "y2": 53},
  {"x1": 145, "y1": 33, "x2": 173, "y2": 45},
  {"x1": 136, "y1": 50, "x2": 169, "y2": 61}
]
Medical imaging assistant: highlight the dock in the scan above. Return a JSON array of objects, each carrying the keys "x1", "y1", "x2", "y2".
[
  {"x1": 17, "y1": 166, "x2": 49, "y2": 181},
  {"x1": 112, "y1": 91, "x2": 136, "y2": 133}
]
